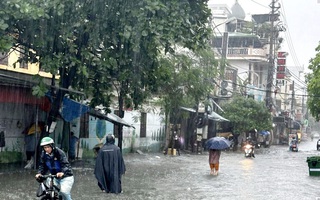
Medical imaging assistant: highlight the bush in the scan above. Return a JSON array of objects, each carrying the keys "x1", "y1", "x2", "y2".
[
  {"x1": 0, "y1": 151, "x2": 22, "y2": 163},
  {"x1": 82, "y1": 148, "x2": 95, "y2": 159}
]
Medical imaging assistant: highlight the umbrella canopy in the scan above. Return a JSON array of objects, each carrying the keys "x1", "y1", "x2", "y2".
[
  {"x1": 205, "y1": 137, "x2": 231, "y2": 150},
  {"x1": 22, "y1": 122, "x2": 45, "y2": 135},
  {"x1": 259, "y1": 130, "x2": 270, "y2": 136}
]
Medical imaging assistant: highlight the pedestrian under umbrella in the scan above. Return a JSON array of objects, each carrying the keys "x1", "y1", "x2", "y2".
[
  {"x1": 209, "y1": 149, "x2": 221, "y2": 175},
  {"x1": 205, "y1": 137, "x2": 231, "y2": 175}
]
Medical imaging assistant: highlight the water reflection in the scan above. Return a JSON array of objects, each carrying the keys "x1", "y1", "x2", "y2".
[{"x1": 1, "y1": 143, "x2": 320, "y2": 199}]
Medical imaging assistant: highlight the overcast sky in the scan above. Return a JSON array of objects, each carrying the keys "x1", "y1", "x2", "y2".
[{"x1": 208, "y1": 0, "x2": 320, "y2": 81}]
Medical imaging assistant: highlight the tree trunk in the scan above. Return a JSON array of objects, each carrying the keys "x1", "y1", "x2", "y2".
[{"x1": 117, "y1": 89, "x2": 125, "y2": 152}]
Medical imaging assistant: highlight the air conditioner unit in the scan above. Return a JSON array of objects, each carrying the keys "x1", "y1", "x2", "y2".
[{"x1": 219, "y1": 80, "x2": 233, "y2": 97}]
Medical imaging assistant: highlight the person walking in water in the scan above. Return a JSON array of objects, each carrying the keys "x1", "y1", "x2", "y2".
[
  {"x1": 94, "y1": 134, "x2": 126, "y2": 194},
  {"x1": 209, "y1": 149, "x2": 221, "y2": 175}
]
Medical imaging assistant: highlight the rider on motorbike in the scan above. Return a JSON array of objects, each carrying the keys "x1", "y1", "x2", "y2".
[
  {"x1": 289, "y1": 137, "x2": 298, "y2": 151},
  {"x1": 35, "y1": 137, "x2": 74, "y2": 200},
  {"x1": 245, "y1": 136, "x2": 255, "y2": 158}
]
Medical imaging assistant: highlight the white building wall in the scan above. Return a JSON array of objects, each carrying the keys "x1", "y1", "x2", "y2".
[{"x1": 122, "y1": 110, "x2": 165, "y2": 152}]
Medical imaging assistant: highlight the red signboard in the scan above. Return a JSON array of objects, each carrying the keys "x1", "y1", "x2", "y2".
[
  {"x1": 277, "y1": 58, "x2": 286, "y2": 65},
  {"x1": 278, "y1": 52, "x2": 287, "y2": 58},
  {"x1": 276, "y1": 52, "x2": 287, "y2": 79},
  {"x1": 277, "y1": 66, "x2": 285, "y2": 72},
  {"x1": 276, "y1": 73, "x2": 285, "y2": 79}
]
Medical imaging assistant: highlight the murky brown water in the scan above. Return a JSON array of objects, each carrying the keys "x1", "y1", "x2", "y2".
[{"x1": 1, "y1": 141, "x2": 320, "y2": 200}]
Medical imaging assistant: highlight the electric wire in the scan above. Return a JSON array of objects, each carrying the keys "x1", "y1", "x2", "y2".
[
  {"x1": 279, "y1": 0, "x2": 304, "y2": 72},
  {"x1": 249, "y1": 0, "x2": 269, "y2": 10},
  {"x1": 210, "y1": 2, "x2": 311, "y2": 103}
]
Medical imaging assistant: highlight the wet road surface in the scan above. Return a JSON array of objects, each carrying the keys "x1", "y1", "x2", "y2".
[{"x1": 1, "y1": 139, "x2": 320, "y2": 200}]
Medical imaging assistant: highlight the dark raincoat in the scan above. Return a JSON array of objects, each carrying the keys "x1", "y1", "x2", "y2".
[{"x1": 94, "y1": 142, "x2": 126, "y2": 194}]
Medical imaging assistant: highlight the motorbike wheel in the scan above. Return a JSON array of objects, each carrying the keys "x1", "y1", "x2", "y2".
[{"x1": 39, "y1": 193, "x2": 61, "y2": 200}]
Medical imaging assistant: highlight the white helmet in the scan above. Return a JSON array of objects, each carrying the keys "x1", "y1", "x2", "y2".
[{"x1": 40, "y1": 137, "x2": 54, "y2": 146}]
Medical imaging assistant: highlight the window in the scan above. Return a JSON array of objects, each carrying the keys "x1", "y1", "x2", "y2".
[
  {"x1": 19, "y1": 47, "x2": 28, "y2": 69},
  {"x1": 20, "y1": 60, "x2": 28, "y2": 69},
  {"x1": 0, "y1": 52, "x2": 9, "y2": 65}
]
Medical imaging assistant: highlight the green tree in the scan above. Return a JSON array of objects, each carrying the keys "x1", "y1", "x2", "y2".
[
  {"x1": 87, "y1": 0, "x2": 212, "y2": 149},
  {"x1": 307, "y1": 44, "x2": 320, "y2": 121},
  {"x1": 220, "y1": 96, "x2": 272, "y2": 134},
  {"x1": 2, "y1": 0, "x2": 212, "y2": 150},
  {"x1": 155, "y1": 47, "x2": 218, "y2": 148}
]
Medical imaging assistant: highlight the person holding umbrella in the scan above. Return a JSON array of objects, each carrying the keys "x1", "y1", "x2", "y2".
[
  {"x1": 205, "y1": 137, "x2": 231, "y2": 175},
  {"x1": 209, "y1": 149, "x2": 221, "y2": 175}
]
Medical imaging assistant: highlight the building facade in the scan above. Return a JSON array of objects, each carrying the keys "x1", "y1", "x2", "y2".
[{"x1": 209, "y1": 1, "x2": 304, "y2": 144}]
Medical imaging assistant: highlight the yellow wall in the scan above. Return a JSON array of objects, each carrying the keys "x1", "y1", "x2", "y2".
[{"x1": 0, "y1": 49, "x2": 55, "y2": 78}]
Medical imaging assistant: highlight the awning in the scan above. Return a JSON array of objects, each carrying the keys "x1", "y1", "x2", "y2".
[
  {"x1": 208, "y1": 112, "x2": 229, "y2": 122},
  {"x1": 88, "y1": 109, "x2": 134, "y2": 128},
  {"x1": 0, "y1": 85, "x2": 51, "y2": 112},
  {"x1": 180, "y1": 106, "x2": 196, "y2": 113},
  {"x1": 180, "y1": 106, "x2": 229, "y2": 122}
]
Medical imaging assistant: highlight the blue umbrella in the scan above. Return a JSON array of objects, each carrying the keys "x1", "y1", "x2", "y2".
[
  {"x1": 205, "y1": 137, "x2": 231, "y2": 150},
  {"x1": 259, "y1": 131, "x2": 270, "y2": 136}
]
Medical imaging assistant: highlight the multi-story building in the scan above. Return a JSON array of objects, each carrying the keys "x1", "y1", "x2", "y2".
[
  {"x1": 208, "y1": 1, "x2": 308, "y2": 144},
  {"x1": 209, "y1": 2, "x2": 269, "y2": 101},
  {"x1": 209, "y1": 1, "x2": 306, "y2": 144}
]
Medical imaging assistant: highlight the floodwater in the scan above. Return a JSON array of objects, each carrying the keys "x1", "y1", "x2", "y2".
[{"x1": 1, "y1": 139, "x2": 320, "y2": 200}]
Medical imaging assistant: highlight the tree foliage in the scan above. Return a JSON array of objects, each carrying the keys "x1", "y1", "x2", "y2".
[
  {"x1": 1, "y1": 0, "x2": 212, "y2": 112},
  {"x1": 220, "y1": 96, "x2": 272, "y2": 134},
  {"x1": 307, "y1": 43, "x2": 320, "y2": 121},
  {"x1": 157, "y1": 47, "x2": 218, "y2": 121},
  {"x1": 1, "y1": 0, "x2": 213, "y2": 149}
]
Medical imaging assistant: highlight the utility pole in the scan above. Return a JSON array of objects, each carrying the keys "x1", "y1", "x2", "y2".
[
  {"x1": 266, "y1": 0, "x2": 280, "y2": 108},
  {"x1": 290, "y1": 81, "x2": 295, "y2": 136}
]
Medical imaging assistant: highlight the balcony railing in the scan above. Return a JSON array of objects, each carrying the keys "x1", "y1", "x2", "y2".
[{"x1": 216, "y1": 47, "x2": 267, "y2": 58}]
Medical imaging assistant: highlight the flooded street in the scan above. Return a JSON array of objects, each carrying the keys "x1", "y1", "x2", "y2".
[{"x1": 1, "y1": 139, "x2": 320, "y2": 200}]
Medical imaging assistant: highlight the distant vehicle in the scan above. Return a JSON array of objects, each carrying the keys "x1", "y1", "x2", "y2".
[
  {"x1": 313, "y1": 133, "x2": 320, "y2": 138},
  {"x1": 244, "y1": 143, "x2": 255, "y2": 158},
  {"x1": 317, "y1": 139, "x2": 320, "y2": 150}
]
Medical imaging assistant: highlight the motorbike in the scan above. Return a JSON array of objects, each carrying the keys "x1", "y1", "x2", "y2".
[
  {"x1": 244, "y1": 143, "x2": 255, "y2": 158},
  {"x1": 36, "y1": 174, "x2": 62, "y2": 200},
  {"x1": 289, "y1": 143, "x2": 298, "y2": 152}
]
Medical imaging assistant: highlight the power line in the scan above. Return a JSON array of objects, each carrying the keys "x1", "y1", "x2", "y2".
[
  {"x1": 286, "y1": 68, "x2": 306, "y2": 87},
  {"x1": 279, "y1": 0, "x2": 304, "y2": 72},
  {"x1": 249, "y1": 0, "x2": 269, "y2": 9}
]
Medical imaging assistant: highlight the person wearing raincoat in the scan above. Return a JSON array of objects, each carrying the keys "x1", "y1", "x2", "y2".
[
  {"x1": 209, "y1": 149, "x2": 221, "y2": 175},
  {"x1": 94, "y1": 134, "x2": 126, "y2": 194}
]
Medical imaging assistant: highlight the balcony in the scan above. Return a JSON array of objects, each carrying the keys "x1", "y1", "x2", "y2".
[{"x1": 216, "y1": 47, "x2": 268, "y2": 60}]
